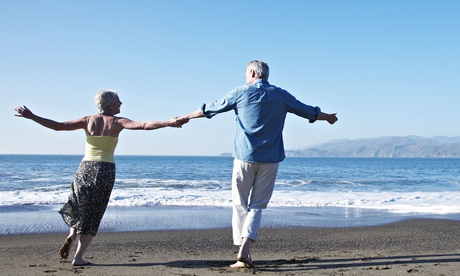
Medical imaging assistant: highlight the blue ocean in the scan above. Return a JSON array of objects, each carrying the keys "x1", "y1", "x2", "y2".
[{"x1": 1, "y1": 155, "x2": 460, "y2": 235}]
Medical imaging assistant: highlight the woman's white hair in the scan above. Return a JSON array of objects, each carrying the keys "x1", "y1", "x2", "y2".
[
  {"x1": 246, "y1": 60, "x2": 269, "y2": 79},
  {"x1": 94, "y1": 89, "x2": 118, "y2": 115}
]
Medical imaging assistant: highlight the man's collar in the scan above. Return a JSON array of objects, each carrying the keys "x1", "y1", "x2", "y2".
[{"x1": 253, "y1": 78, "x2": 268, "y2": 84}]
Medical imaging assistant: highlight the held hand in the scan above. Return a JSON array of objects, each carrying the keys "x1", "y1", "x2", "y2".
[
  {"x1": 14, "y1": 105, "x2": 33, "y2": 119},
  {"x1": 176, "y1": 116, "x2": 190, "y2": 125},
  {"x1": 169, "y1": 116, "x2": 190, "y2": 128}
]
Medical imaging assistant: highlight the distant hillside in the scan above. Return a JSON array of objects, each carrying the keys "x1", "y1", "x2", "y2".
[{"x1": 285, "y1": 136, "x2": 460, "y2": 158}]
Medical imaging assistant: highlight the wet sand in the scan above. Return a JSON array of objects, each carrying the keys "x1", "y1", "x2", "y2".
[{"x1": 1, "y1": 218, "x2": 460, "y2": 275}]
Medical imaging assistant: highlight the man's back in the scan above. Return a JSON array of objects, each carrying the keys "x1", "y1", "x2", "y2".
[{"x1": 227, "y1": 79, "x2": 320, "y2": 163}]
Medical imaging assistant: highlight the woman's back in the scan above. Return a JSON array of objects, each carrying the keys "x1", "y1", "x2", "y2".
[{"x1": 86, "y1": 115, "x2": 119, "y2": 137}]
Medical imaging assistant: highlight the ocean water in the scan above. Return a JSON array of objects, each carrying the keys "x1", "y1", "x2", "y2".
[{"x1": 1, "y1": 155, "x2": 460, "y2": 235}]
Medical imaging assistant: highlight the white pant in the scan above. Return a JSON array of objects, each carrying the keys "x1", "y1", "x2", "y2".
[{"x1": 231, "y1": 159, "x2": 279, "y2": 245}]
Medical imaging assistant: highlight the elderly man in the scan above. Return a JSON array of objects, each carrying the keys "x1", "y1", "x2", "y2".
[{"x1": 181, "y1": 60, "x2": 338, "y2": 268}]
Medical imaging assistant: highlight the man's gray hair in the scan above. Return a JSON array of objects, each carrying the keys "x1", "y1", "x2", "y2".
[
  {"x1": 246, "y1": 60, "x2": 269, "y2": 79},
  {"x1": 94, "y1": 89, "x2": 118, "y2": 115}
]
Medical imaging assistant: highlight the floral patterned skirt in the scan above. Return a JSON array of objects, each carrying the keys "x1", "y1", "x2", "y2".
[{"x1": 59, "y1": 161, "x2": 116, "y2": 236}]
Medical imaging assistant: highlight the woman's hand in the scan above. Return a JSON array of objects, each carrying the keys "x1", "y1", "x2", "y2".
[
  {"x1": 169, "y1": 116, "x2": 190, "y2": 128},
  {"x1": 14, "y1": 106, "x2": 33, "y2": 119}
]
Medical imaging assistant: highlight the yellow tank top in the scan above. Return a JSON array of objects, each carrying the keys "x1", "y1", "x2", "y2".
[{"x1": 82, "y1": 136, "x2": 118, "y2": 163}]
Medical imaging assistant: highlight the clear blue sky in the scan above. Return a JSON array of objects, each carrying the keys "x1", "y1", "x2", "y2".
[{"x1": 2, "y1": 1, "x2": 459, "y2": 156}]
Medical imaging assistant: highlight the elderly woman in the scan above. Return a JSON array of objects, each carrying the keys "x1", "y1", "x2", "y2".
[{"x1": 14, "y1": 90, "x2": 187, "y2": 266}]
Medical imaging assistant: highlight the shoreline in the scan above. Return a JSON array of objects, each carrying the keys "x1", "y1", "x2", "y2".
[
  {"x1": 1, "y1": 218, "x2": 460, "y2": 275},
  {"x1": 2, "y1": 205, "x2": 460, "y2": 235}
]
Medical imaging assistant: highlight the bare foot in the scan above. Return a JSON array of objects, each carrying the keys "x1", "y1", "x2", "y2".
[
  {"x1": 72, "y1": 260, "x2": 92, "y2": 266},
  {"x1": 237, "y1": 248, "x2": 254, "y2": 268},
  {"x1": 58, "y1": 237, "x2": 73, "y2": 259},
  {"x1": 229, "y1": 261, "x2": 252, "y2": 268},
  {"x1": 237, "y1": 255, "x2": 254, "y2": 268}
]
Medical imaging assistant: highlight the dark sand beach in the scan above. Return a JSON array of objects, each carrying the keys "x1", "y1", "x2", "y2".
[{"x1": 1, "y1": 218, "x2": 460, "y2": 275}]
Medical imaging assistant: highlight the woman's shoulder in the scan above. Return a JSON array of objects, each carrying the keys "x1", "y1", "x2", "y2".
[
  {"x1": 86, "y1": 114, "x2": 101, "y2": 120},
  {"x1": 113, "y1": 116, "x2": 131, "y2": 123}
]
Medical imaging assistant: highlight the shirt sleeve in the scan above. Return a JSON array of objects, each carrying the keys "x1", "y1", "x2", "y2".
[
  {"x1": 283, "y1": 91, "x2": 321, "y2": 123},
  {"x1": 201, "y1": 88, "x2": 240, "y2": 118}
]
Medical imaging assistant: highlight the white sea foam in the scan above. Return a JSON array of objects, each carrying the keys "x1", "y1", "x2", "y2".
[
  {"x1": 1, "y1": 188, "x2": 460, "y2": 214},
  {"x1": 2, "y1": 156, "x2": 460, "y2": 234}
]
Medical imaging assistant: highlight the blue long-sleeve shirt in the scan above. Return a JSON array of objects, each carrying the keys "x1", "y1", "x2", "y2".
[{"x1": 201, "y1": 79, "x2": 321, "y2": 163}]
